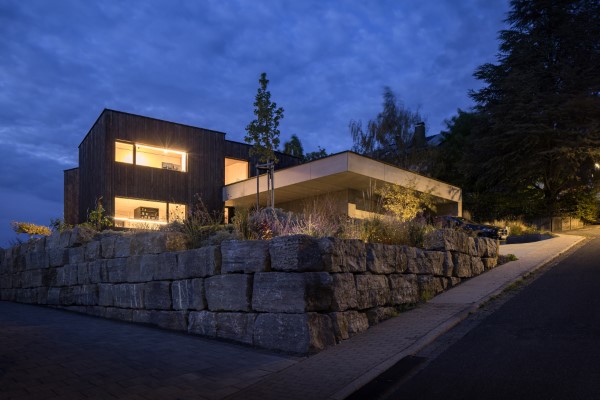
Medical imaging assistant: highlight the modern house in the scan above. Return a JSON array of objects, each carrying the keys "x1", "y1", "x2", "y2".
[{"x1": 64, "y1": 109, "x2": 461, "y2": 228}]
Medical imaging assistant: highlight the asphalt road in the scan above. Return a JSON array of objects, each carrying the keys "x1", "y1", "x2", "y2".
[{"x1": 373, "y1": 230, "x2": 600, "y2": 400}]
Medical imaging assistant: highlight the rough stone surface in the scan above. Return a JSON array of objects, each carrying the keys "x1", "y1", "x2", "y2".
[
  {"x1": 471, "y1": 256, "x2": 485, "y2": 276},
  {"x1": 388, "y1": 274, "x2": 419, "y2": 305},
  {"x1": 130, "y1": 232, "x2": 187, "y2": 255},
  {"x1": 68, "y1": 226, "x2": 96, "y2": 247},
  {"x1": 48, "y1": 248, "x2": 69, "y2": 267},
  {"x1": 77, "y1": 262, "x2": 90, "y2": 285},
  {"x1": 222, "y1": 240, "x2": 269, "y2": 273},
  {"x1": 171, "y1": 279, "x2": 205, "y2": 310},
  {"x1": 215, "y1": 312, "x2": 256, "y2": 344},
  {"x1": 269, "y1": 235, "x2": 323, "y2": 272},
  {"x1": 98, "y1": 284, "x2": 114, "y2": 306},
  {"x1": 69, "y1": 247, "x2": 85, "y2": 264},
  {"x1": 367, "y1": 244, "x2": 404, "y2": 274},
  {"x1": 114, "y1": 236, "x2": 132, "y2": 258},
  {"x1": 417, "y1": 275, "x2": 445, "y2": 301},
  {"x1": 73, "y1": 285, "x2": 99, "y2": 306},
  {"x1": 150, "y1": 311, "x2": 188, "y2": 330},
  {"x1": 84, "y1": 240, "x2": 101, "y2": 261},
  {"x1": 318, "y1": 237, "x2": 366, "y2": 273},
  {"x1": 482, "y1": 257, "x2": 498, "y2": 270},
  {"x1": 174, "y1": 246, "x2": 221, "y2": 279},
  {"x1": 329, "y1": 311, "x2": 369, "y2": 341},
  {"x1": 366, "y1": 307, "x2": 399, "y2": 326},
  {"x1": 188, "y1": 311, "x2": 217, "y2": 337},
  {"x1": 88, "y1": 260, "x2": 108, "y2": 283},
  {"x1": 453, "y1": 253, "x2": 473, "y2": 278},
  {"x1": 253, "y1": 313, "x2": 335, "y2": 354},
  {"x1": 107, "y1": 258, "x2": 128, "y2": 282},
  {"x1": 101, "y1": 236, "x2": 117, "y2": 259},
  {"x1": 442, "y1": 251, "x2": 454, "y2": 277},
  {"x1": 144, "y1": 281, "x2": 172, "y2": 310},
  {"x1": 113, "y1": 283, "x2": 144, "y2": 309},
  {"x1": 423, "y1": 229, "x2": 473, "y2": 254},
  {"x1": 205, "y1": 274, "x2": 252, "y2": 311},
  {"x1": 252, "y1": 272, "x2": 332, "y2": 313},
  {"x1": 330, "y1": 273, "x2": 358, "y2": 311},
  {"x1": 355, "y1": 274, "x2": 390, "y2": 309}
]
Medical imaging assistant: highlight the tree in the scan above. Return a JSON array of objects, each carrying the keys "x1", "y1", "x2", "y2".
[
  {"x1": 245, "y1": 72, "x2": 285, "y2": 164},
  {"x1": 283, "y1": 134, "x2": 304, "y2": 159},
  {"x1": 350, "y1": 87, "x2": 424, "y2": 168},
  {"x1": 469, "y1": 0, "x2": 600, "y2": 217},
  {"x1": 304, "y1": 146, "x2": 328, "y2": 162}
]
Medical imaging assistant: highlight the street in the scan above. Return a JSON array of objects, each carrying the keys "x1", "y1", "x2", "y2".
[{"x1": 372, "y1": 228, "x2": 600, "y2": 399}]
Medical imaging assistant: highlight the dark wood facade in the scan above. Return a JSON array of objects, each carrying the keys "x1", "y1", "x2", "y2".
[
  {"x1": 63, "y1": 168, "x2": 79, "y2": 225},
  {"x1": 66, "y1": 109, "x2": 301, "y2": 224}
]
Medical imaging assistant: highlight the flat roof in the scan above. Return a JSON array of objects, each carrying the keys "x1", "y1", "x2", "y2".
[{"x1": 223, "y1": 151, "x2": 461, "y2": 207}]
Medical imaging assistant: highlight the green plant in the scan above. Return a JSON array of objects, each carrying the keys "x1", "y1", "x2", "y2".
[
  {"x1": 175, "y1": 195, "x2": 224, "y2": 248},
  {"x1": 376, "y1": 181, "x2": 436, "y2": 222},
  {"x1": 85, "y1": 197, "x2": 112, "y2": 231},
  {"x1": 50, "y1": 217, "x2": 72, "y2": 232},
  {"x1": 498, "y1": 253, "x2": 518, "y2": 265},
  {"x1": 11, "y1": 221, "x2": 51, "y2": 239}
]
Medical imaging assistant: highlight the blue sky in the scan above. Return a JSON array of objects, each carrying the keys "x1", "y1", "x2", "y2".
[{"x1": 0, "y1": 0, "x2": 509, "y2": 247}]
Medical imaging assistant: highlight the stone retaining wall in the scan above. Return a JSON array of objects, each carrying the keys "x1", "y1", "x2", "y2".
[{"x1": 0, "y1": 228, "x2": 498, "y2": 354}]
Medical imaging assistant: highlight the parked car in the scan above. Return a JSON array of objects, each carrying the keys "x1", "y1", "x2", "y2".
[{"x1": 433, "y1": 216, "x2": 510, "y2": 240}]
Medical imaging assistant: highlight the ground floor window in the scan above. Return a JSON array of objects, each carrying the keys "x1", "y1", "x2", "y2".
[{"x1": 113, "y1": 197, "x2": 186, "y2": 229}]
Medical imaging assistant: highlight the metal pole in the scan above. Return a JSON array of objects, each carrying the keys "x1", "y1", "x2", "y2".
[{"x1": 256, "y1": 165, "x2": 259, "y2": 211}]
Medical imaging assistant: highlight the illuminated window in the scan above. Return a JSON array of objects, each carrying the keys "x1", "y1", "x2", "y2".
[
  {"x1": 115, "y1": 142, "x2": 134, "y2": 164},
  {"x1": 114, "y1": 141, "x2": 187, "y2": 172},
  {"x1": 225, "y1": 158, "x2": 249, "y2": 184},
  {"x1": 113, "y1": 197, "x2": 186, "y2": 229}
]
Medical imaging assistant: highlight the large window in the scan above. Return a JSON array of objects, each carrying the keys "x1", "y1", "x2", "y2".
[
  {"x1": 225, "y1": 158, "x2": 249, "y2": 184},
  {"x1": 113, "y1": 197, "x2": 186, "y2": 229},
  {"x1": 115, "y1": 141, "x2": 187, "y2": 172}
]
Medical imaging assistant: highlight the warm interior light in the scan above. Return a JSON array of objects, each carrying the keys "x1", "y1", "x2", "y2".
[{"x1": 113, "y1": 217, "x2": 168, "y2": 225}]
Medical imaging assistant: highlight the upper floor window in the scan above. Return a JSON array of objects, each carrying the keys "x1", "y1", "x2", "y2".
[
  {"x1": 115, "y1": 141, "x2": 187, "y2": 172},
  {"x1": 225, "y1": 158, "x2": 249, "y2": 184}
]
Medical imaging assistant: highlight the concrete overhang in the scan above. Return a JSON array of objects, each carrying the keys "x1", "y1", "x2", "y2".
[{"x1": 223, "y1": 151, "x2": 461, "y2": 210}]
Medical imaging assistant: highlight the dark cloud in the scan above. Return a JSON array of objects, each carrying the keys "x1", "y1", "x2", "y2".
[{"x1": 0, "y1": 0, "x2": 510, "y2": 246}]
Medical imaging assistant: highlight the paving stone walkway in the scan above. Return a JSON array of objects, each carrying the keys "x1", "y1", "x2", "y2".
[
  {"x1": 0, "y1": 303, "x2": 299, "y2": 400},
  {"x1": 0, "y1": 233, "x2": 585, "y2": 400}
]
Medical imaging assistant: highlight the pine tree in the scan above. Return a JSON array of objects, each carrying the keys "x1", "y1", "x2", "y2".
[
  {"x1": 470, "y1": 0, "x2": 600, "y2": 217},
  {"x1": 245, "y1": 72, "x2": 285, "y2": 164}
]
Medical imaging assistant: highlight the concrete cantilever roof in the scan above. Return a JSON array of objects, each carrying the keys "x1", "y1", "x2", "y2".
[{"x1": 223, "y1": 151, "x2": 462, "y2": 213}]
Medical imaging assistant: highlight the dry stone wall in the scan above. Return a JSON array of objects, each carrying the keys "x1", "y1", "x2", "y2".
[{"x1": 0, "y1": 228, "x2": 498, "y2": 354}]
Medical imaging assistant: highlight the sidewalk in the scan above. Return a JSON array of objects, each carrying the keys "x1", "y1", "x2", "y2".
[
  {"x1": 227, "y1": 233, "x2": 585, "y2": 400},
  {"x1": 0, "y1": 234, "x2": 585, "y2": 400}
]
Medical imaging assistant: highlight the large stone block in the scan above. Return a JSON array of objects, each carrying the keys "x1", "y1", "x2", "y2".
[
  {"x1": 366, "y1": 307, "x2": 399, "y2": 326},
  {"x1": 77, "y1": 263, "x2": 90, "y2": 285},
  {"x1": 216, "y1": 313, "x2": 256, "y2": 344},
  {"x1": 25, "y1": 250, "x2": 49, "y2": 270},
  {"x1": 144, "y1": 281, "x2": 172, "y2": 310},
  {"x1": 73, "y1": 284, "x2": 99, "y2": 306},
  {"x1": 68, "y1": 226, "x2": 96, "y2": 247},
  {"x1": 68, "y1": 247, "x2": 85, "y2": 265},
  {"x1": 417, "y1": 275, "x2": 445, "y2": 301},
  {"x1": 366, "y1": 244, "x2": 405, "y2": 274},
  {"x1": 329, "y1": 311, "x2": 369, "y2": 341},
  {"x1": 149, "y1": 311, "x2": 187, "y2": 330},
  {"x1": 84, "y1": 240, "x2": 101, "y2": 261},
  {"x1": 101, "y1": 236, "x2": 117, "y2": 259},
  {"x1": 222, "y1": 240, "x2": 269, "y2": 273},
  {"x1": 59, "y1": 230, "x2": 72, "y2": 248},
  {"x1": 107, "y1": 258, "x2": 128, "y2": 282},
  {"x1": 88, "y1": 260, "x2": 108, "y2": 283},
  {"x1": 45, "y1": 231, "x2": 61, "y2": 250},
  {"x1": 172, "y1": 279, "x2": 206, "y2": 310},
  {"x1": 173, "y1": 247, "x2": 221, "y2": 279},
  {"x1": 42, "y1": 268, "x2": 57, "y2": 287},
  {"x1": 270, "y1": 235, "x2": 323, "y2": 272},
  {"x1": 318, "y1": 237, "x2": 366, "y2": 273},
  {"x1": 388, "y1": 274, "x2": 419, "y2": 305},
  {"x1": 331, "y1": 273, "x2": 358, "y2": 311},
  {"x1": 114, "y1": 236, "x2": 132, "y2": 258},
  {"x1": 48, "y1": 248, "x2": 69, "y2": 267},
  {"x1": 442, "y1": 251, "x2": 454, "y2": 277},
  {"x1": 59, "y1": 287, "x2": 75, "y2": 305},
  {"x1": 188, "y1": 311, "x2": 217, "y2": 337},
  {"x1": 47, "y1": 287, "x2": 61, "y2": 305},
  {"x1": 254, "y1": 313, "x2": 335, "y2": 354},
  {"x1": 452, "y1": 253, "x2": 473, "y2": 278},
  {"x1": 475, "y1": 237, "x2": 499, "y2": 258},
  {"x1": 130, "y1": 232, "x2": 187, "y2": 255},
  {"x1": 482, "y1": 257, "x2": 498, "y2": 270},
  {"x1": 205, "y1": 274, "x2": 252, "y2": 311},
  {"x1": 98, "y1": 284, "x2": 114, "y2": 306},
  {"x1": 56, "y1": 264, "x2": 78, "y2": 287},
  {"x1": 405, "y1": 247, "x2": 437, "y2": 275},
  {"x1": 471, "y1": 257, "x2": 485, "y2": 276},
  {"x1": 252, "y1": 272, "x2": 332, "y2": 313},
  {"x1": 21, "y1": 269, "x2": 42, "y2": 288},
  {"x1": 0, "y1": 274, "x2": 11, "y2": 289},
  {"x1": 105, "y1": 307, "x2": 133, "y2": 322},
  {"x1": 113, "y1": 283, "x2": 144, "y2": 309},
  {"x1": 355, "y1": 274, "x2": 390, "y2": 309},
  {"x1": 423, "y1": 229, "x2": 473, "y2": 254}
]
